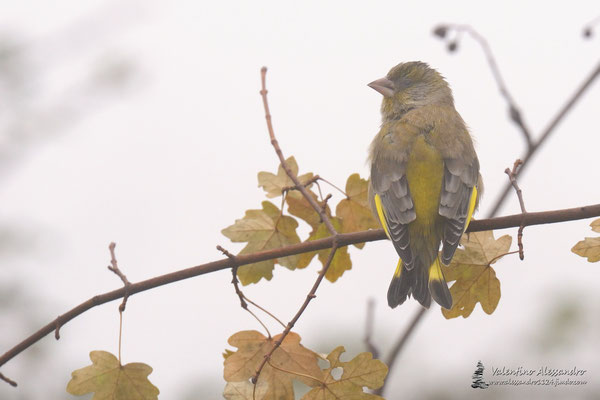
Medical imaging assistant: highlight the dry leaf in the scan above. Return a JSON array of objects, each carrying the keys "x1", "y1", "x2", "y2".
[
  {"x1": 296, "y1": 217, "x2": 352, "y2": 282},
  {"x1": 224, "y1": 330, "x2": 322, "y2": 399},
  {"x1": 258, "y1": 156, "x2": 313, "y2": 198},
  {"x1": 572, "y1": 218, "x2": 600, "y2": 262},
  {"x1": 336, "y1": 174, "x2": 379, "y2": 249},
  {"x1": 442, "y1": 230, "x2": 511, "y2": 319},
  {"x1": 302, "y1": 346, "x2": 387, "y2": 399},
  {"x1": 66, "y1": 351, "x2": 159, "y2": 400},
  {"x1": 222, "y1": 201, "x2": 301, "y2": 284}
]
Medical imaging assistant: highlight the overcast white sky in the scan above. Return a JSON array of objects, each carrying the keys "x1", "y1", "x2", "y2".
[{"x1": 1, "y1": 1, "x2": 600, "y2": 399}]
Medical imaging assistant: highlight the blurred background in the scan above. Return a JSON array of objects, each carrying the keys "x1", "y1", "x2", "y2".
[{"x1": 1, "y1": 1, "x2": 600, "y2": 399}]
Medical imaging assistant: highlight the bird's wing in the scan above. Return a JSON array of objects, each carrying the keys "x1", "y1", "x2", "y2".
[
  {"x1": 371, "y1": 158, "x2": 417, "y2": 269},
  {"x1": 439, "y1": 158, "x2": 479, "y2": 264}
]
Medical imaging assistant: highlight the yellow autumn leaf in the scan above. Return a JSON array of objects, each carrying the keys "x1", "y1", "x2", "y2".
[
  {"x1": 571, "y1": 218, "x2": 600, "y2": 262},
  {"x1": 302, "y1": 346, "x2": 387, "y2": 399},
  {"x1": 296, "y1": 217, "x2": 352, "y2": 283},
  {"x1": 223, "y1": 330, "x2": 322, "y2": 399},
  {"x1": 592, "y1": 219, "x2": 600, "y2": 233},
  {"x1": 336, "y1": 173, "x2": 379, "y2": 249},
  {"x1": 222, "y1": 201, "x2": 301, "y2": 285},
  {"x1": 286, "y1": 189, "x2": 331, "y2": 233},
  {"x1": 66, "y1": 351, "x2": 159, "y2": 400},
  {"x1": 223, "y1": 381, "x2": 268, "y2": 400},
  {"x1": 442, "y1": 230, "x2": 511, "y2": 319},
  {"x1": 258, "y1": 156, "x2": 313, "y2": 198}
]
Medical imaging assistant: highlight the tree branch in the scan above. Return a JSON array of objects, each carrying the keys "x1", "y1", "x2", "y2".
[
  {"x1": 1, "y1": 203, "x2": 598, "y2": 374},
  {"x1": 251, "y1": 67, "x2": 342, "y2": 385},
  {"x1": 434, "y1": 24, "x2": 534, "y2": 147},
  {"x1": 487, "y1": 59, "x2": 600, "y2": 217}
]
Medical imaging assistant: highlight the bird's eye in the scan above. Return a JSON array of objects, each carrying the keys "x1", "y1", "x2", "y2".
[{"x1": 394, "y1": 77, "x2": 411, "y2": 91}]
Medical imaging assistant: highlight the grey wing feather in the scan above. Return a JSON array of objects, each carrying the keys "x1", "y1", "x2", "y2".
[
  {"x1": 371, "y1": 160, "x2": 417, "y2": 269},
  {"x1": 439, "y1": 158, "x2": 479, "y2": 264}
]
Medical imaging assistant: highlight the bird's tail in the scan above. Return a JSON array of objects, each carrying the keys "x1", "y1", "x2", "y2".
[{"x1": 387, "y1": 257, "x2": 452, "y2": 309}]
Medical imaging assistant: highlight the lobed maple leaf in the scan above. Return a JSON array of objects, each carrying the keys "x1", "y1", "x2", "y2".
[
  {"x1": 258, "y1": 156, "x2": 313, "y2": 198},
  {"x1": 222, "y1": 201, "x2": 301, "y2": 285},
  {"x1": 286, "y1": 189, "x2": 331, "y2": 233},
  {"x1": 223, "y1": 381, "x2": 268, "y2": 400},
  {"x1": 223, "y1": 330, "x2": 322, "y2": 399},
  {"x1": 571, "y1": 218, "x2": 600, "y2": 262},
  {"x1": 336, "y1": 174, "x2": 380, "y2": 249},
  {"x1": 296, "y1": 217, "x2": 352, "y2": 282},
  {"x1": 66, "y1": 351, "x2": 159, "y2": 400},
  {"x1": 442, "y1": 230, "x2": 512, "y2": 319},
  {"x1": 302, "y1": 346, "x2": 387, "y2": 399}
]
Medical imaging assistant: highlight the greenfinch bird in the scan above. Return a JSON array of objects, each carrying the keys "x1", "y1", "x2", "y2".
[{"x1": 367, "y1": 61, "x2": 482, "y2": 309}]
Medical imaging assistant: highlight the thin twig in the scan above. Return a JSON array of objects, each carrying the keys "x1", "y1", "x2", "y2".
[
  {"x1": 252, "y1": 67, "x2": 340, "y2": 386},
  {"x1": 1, "y1": 204, "x2": 600, "y2": 375},
  {"x1": 364, "y1": 298, "x2": 379, "y2": 359},
  {"x1": 243, "y1": 297, "x2": 286, "y2": 329},
  {"x1": 106, "y1": 242, "x2": 131, "y2": 364},
  {"x1": 505, "y1": 160, "x2": 527, "y2": 259},
  {"x1": 435, "y1": 24, "x2": 533, "y2": 148},
  {"x1": 218, "y1": 245, "x2": 273, "y2": 337},
  {"x1": 488, "y1": 59, "x2": 600, "y2": 217},
  {"x1": 107, "y1": 242, "x2": 131, "y2": 312},
  {"x1": 0, "y1": 372, "x2": 17, "y2": 387},
  {"x1": 582, "y1": 14, "x2": 600, "y2": 38},
  {"x1": 252, "y1": 242, "x2": 340, "y2": 385},
  {"x1": 489, "y1": 250, "x2": 520, "y2": 266},
  {"x1": 260, "y1": 66, "x2": 337, "y2": 236},
  {"x1": 373, "y1": 307, "x2": 428, "y2": 396}
]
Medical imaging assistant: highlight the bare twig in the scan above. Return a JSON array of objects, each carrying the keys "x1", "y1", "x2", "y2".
[
  {"x1": 107, "y1": 242, "x2": 131, "y2": 312},
  {"x1": 488, "y1": 60, "x2": 600, "y2": 217},
  {"x1": 252, "y1": 243, "x2": 340, "y2": 385},
  {"x1": 106, "y1": 242, "x2": 131, "y2": 364},
  {"x1": 218, "y1": 245, "x2": 272, "y2": 337},
  {"x1": 260, "y1": 66, "x2": 337, "y2": 236},
  {"x1": 252, "y1": 67, "x2": 340, "y2": 386},
  {"x1": 434, "y1": 24, "x2": 534, "y2": 148},
  {"x1": 582, "y1": 15, "x2": 600, "y2": 38},
  {"x1": 0, "y1": 372, "x2": 17, "y2": 387},
  {"x1": 505, "y1": 160, "x2": 527, "y2": 259},
  {"x1": 373, "y1": 307, "x2": 428, "y2": 396},
  {"x1": 364, "y1": 298, "x2": 379, "y2": 359},
  {"x1": 1, "y1": 203, "x2": 600, "y2": 376}
]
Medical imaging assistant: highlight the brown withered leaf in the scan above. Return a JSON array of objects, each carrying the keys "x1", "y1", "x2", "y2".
[
  {"x1": 222, "y1": 201, "x2": 301, "y2": 285},
  {"x1": 258, "y1": 156, "x2": 313, "y2": 198},
  {"x1": 336, "y1": 173, "x2": 379, "y2": 249},
  {"x1": 223, "y1": 330, "x2": 322, "y2": 399},
  {"x1": 223, "y1": 381, "x2": 268, "y2": 400},
  {"x1": 302, "y1": 346, "x2": 387, "y2": 399},
  {"x1": 442, "y1": 230, "x2": 512, "y2": 319},
  {"x1": 66, "y1": 351, "x2": 159, "y2": 400},
  {"x1": 286, "y1": 189, "x2": 331, "y2": 233},
  {"x1": 296, "y1": 218, "x2": 352, "y2": 282},
  {"x1": 572, "y1": 218, "x2": 600, "y2": 262}
]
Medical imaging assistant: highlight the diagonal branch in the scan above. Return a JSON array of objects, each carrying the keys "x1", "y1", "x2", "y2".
[
  {"x1": 487, "y1": 59, "x2": 600, "y2": 217},
  {"x1": 260, "y1": 67, "x2": 337, "y2": 236},
  {"x1": 252, "y1": 67, "x2": 341, "y2": 385},
  {"x1": 252, "y1": 242, "x2": 340, "y2": 384},
  {"x1": 434, "y1": 24, "x2": 534, "y2": 147}
]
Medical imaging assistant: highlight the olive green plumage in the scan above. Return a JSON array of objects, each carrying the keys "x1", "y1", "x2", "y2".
[{"x1": 367, "y1": 61, "x2": 482, "y2": 309}]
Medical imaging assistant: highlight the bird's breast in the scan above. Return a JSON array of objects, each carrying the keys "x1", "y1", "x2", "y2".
[{"x1": 405, "y1": 135, "x2": 444, "y2": 229}]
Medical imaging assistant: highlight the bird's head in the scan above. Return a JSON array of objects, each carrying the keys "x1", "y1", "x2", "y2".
[{"x1": 368, "y1": 61, "x2": 453, "y2": 121}]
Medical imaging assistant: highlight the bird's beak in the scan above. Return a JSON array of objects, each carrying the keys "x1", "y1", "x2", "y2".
[{"x1": 368, "y1": 77, "x2": 395, "y2": 97}]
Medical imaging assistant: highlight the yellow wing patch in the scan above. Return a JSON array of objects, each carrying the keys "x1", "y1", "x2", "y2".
[
  {"x1": 374, "y1": 193, "x2": 391, "y2": 239},
  {"x1": 465, "y1": 185, "x2": 478, "y2": 231}
]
